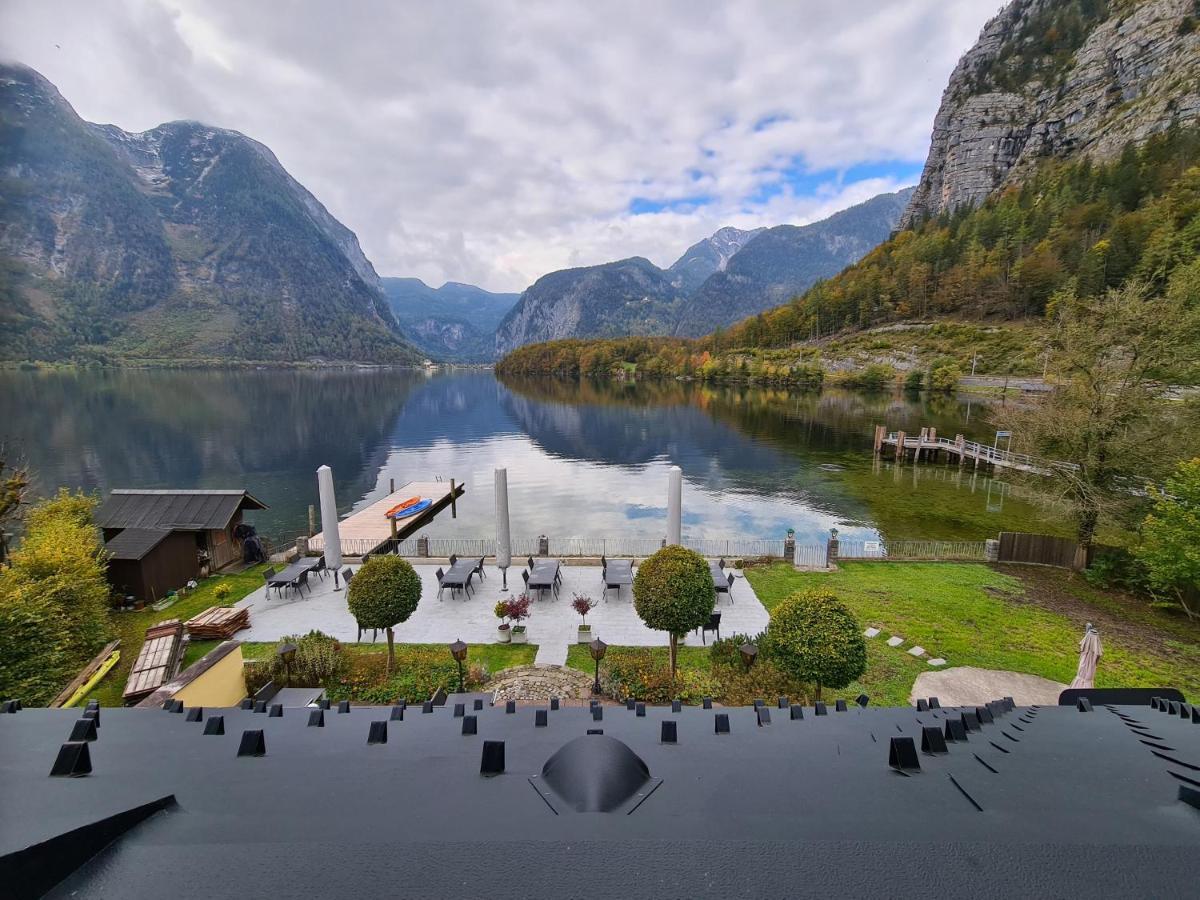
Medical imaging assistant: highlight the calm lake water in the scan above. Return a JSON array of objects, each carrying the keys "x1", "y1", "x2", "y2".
[{"x1": 0, "y1": 368, "x2": 1068, "y2": 549}]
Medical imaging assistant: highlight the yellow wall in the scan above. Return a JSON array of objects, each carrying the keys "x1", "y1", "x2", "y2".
[{"x1": 174, "y1": 644, "x2": 246, "y2": 707}]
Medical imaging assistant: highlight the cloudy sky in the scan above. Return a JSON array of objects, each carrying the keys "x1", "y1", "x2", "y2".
[{"x1": 1, "y1": 0, "x2": 996, "y2": 293}]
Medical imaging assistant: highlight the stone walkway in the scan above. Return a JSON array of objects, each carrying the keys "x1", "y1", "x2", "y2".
[
  {"x1": 236, "y1": 561, "x2": 769, "y2": 664},
  {"x1": 488, "y1": 665, "x2": 594, "y2": 703},
  {"x1": 910, "y1": 666, "x2": 1067, "y2": 707}
]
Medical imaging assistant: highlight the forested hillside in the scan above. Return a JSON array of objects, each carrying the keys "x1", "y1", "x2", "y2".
[{"x1": 496, "y1": 126, "x2": 1200, "y2": 383}]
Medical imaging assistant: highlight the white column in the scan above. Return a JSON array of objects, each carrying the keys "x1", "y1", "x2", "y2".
[
  {"x1": 317, "y1": 465, "x2": 342, "y2": 583},
  {"x1": 494, "y1": 467, "x2": 512, "y2": 590},
  {"x1": 666, "y1": 465, "x2": 682, "y2": 546}
]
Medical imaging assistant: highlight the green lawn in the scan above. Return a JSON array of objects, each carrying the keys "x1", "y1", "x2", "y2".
[
  {"x1": 747, "y1": 562, "x2": 1200, "y2": 701},
  {"x1": 83, "y1": 564, "x2": 271, "y2": 707},
  {"x1": 563, "y1": 561, "x2": 1200, "y2": 707}
]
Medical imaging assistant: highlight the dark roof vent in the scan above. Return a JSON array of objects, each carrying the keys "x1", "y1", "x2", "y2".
[
  {"x1": 537, "y1": 735, "x2": 657, "y2": 813},
  {"x1": 69, "y1": 718, "x2": 98, "y2": 742},
  {"x1": 204, "y1": 715, "x2": 225, "y2": 735}
]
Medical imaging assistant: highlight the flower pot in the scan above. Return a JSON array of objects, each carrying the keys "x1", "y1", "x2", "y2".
[
  {"x1": 577, "y1": 625, "x2": 592, "y2": 644},
  {"x1": 511, "y1": 626, "x2": 528, "y2": 645},
  {"x1": 496, "y1": 624, "x2": 511, "y2": 644}
]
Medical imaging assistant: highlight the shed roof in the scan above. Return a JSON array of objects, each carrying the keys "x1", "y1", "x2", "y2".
[
  {"x1": 95, "y1": 490, "x2": 267, "y2": 532},
  {"x1": 102, "y1": 528, "x2": 172, "y2": 561}
]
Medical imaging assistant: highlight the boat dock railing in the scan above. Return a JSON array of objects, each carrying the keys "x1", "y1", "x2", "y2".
[{"x1": 323, "y1": 535, "x2": 789, "y2": 561}]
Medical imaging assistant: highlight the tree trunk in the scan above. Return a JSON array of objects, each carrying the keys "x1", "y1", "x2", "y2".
[
  {"x1": 386, "y1": 627, "x2": 395, "y2": 673},
  {"x1": 814, "y1": 683, "x2": 822, "y2": 701},
  {"x1": 668, "y1": 633, "x2": 678, "y2": 680}
]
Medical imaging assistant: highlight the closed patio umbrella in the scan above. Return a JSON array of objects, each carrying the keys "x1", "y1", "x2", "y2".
[
  {"x1": 317, "y1": 465, "x2": 343, "y2": 590},
  {"x1": 667, "y1": 465, "x2": 682, "y2": 546},
  {"x1": 495, "y1": 467, "x2": 511, "y2": 591},
  {"x1": 1069, "y1": 623, "x2": 1102, "y2": 690}
]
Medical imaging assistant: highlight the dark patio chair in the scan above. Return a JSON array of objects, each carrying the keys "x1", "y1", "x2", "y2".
[
  {"x1": 700, "y1": 612, "x2": 722, "y2": 644},
  {"x1": 312, "y1": 556, "x2": 328, "y2": 579},
  {"x1": 527, "y1": 556, "x2": 535, "y2": 570},
  {"x1": 449, "y1": 553, "x2": 458, "y2": 566},
  {"x1": 714, "y1": 572, "x2": 735, "y2": 604},
  {"x1": 356, "y1": 618, "x2": 378, "y2": 643},
  {"x1": 293, "y1": 569, "x2": 311, "y2": 597},
  {"x1": 436, "y1": 567, "x2": 446, "y2": 601},
  {"x1": 342, "y1": 567, "x2": 354, "y2": 585},
  {"x1": 263, "y1": 567, "x2": 278, "y2": 597},
  {"x1": 474, "y1": 556, "x2": 486, "y2": 580},
  {"x1": 718, "y1": 558, "x2": 726, "y2": 569}
]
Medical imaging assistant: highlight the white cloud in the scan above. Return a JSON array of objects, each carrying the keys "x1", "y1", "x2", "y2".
[{"x1": 0, "y1": 0, "x2": 997, "y2": 292}]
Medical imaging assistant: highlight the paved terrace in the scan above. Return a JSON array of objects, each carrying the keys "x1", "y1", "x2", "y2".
[{"x1": 236, "y1": 562, "x2": 769, "y2": 665}]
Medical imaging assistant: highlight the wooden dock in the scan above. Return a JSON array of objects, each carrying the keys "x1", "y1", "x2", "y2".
[
  {"x1": 872, "y1": 425, "x2": 1062, "y2": 476},
  {"x1": 308, "y1": 480, "x2": 465, "y2": 558}
]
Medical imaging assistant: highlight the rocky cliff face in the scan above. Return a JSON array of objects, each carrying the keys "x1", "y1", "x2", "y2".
[
  {"x1": 902, "y1": 0, "x2": 1200, "y2": 226},
  {"x1": 0, "y1": 63, "x2": 420, "y2": 364},
  {"x1": 667, "y1": 226, "x2": 765, "y2": 294}
]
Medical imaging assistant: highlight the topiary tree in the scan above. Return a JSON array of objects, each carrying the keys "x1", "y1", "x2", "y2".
[
  {"x1": 346, "y1": 555, "x2": 422, "y2": 671},
  {"x1": 759, "y1": 589, "x2": 866, "y2": 699},
  {"x1": 633, "y1": 545, "x2": 713, "y2": 678}
]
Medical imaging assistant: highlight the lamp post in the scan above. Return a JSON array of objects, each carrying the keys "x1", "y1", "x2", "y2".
[
  {"x1": 589, "y1": 638, "x2": 608, "y2": 695},
  {"x1": 277, "y1": 642, "x2": 297, "y2": 687},
  {"x1": 449, "y1": 639, "x2": 468, "y2": 694},
  {"x1": 739, "y1": 642, "x2": 758, "y2": 673}
]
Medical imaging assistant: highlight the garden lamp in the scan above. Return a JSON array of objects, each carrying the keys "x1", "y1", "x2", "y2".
[
  {"x1": 449, "y1": 639, "x2": 468, "y2": 693},
  {"x1": 277, "y1": 642, "x2": 298, "y2": 686},
  {"x1": 739, "y1": 642, "x2": 758, "y2": 672},
  {"x1": 589, "y1": 638, "x2": 608, "y2": 695}
]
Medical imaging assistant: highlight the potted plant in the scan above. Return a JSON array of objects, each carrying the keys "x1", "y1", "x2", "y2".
[
  {"x1": 494, "y1": 599, "x2": 512, "y2": 643},
  {"x1": 573, "y1": 593, "x2": 596, "y2": 643},
  {"x1": 508, "y1": 594, "x2": 532, "y2": 644}
]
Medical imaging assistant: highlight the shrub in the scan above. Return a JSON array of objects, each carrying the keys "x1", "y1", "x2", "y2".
[
  {"x1": 633, "y1": 546, "x2": 715, "y2": 677},
  {"x1": 708, "y1": 632, "x2": 762, "y2": 670},
  {"x1": 928, "y1": 357, "x2": 962, "y2": 392},
  {"x1": 264, "y1": 630, "x2": 347, "y2": 687},
  {"x1": 759, "y1": 589, "x2": 866, "y2": 699},
  {"x1": 598, "y1": 647, "x2": 721, "y2": 704},
  {"x1": 213, "y1": 583, "x2": 233, "y2": 602},
  {"x1": 904, "y1": 369, "x2": 924, "y2": 391},
  {"x1": 326, "y1": 647, "x2": 488, "y2": 704},
  {"x1": 346, "y1": 555, "x2": 422, "y2": 669},
  {"x1": 572, "y1": 593, "x2": 596, "y2": 623},
  {"x1": 0, "y1": 490, "x2": 112, "y2": 705}
]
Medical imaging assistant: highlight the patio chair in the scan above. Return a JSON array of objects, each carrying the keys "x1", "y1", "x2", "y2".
[
  {"x1": 263, "y1": 567, "x2": 279, "y2": 598},
  {"x1": 449, "y1": 553, "x2": 458, "y2": 566},
  {"x1": 700, "y1": 612, "x2": 721, "y2": 644},
  {"x1": 292, "y1": 569, "x2": 312, "y2": 597},
  {"x1": 342, "y1": 567, "x2": 354, "y2": 585},
  {"x1": 312, "y1": 556, "x2": 328, "y2": 579},
  {"x1": 718, "y1": 558, "x2": 726, "y2": 569},
  {"x1": 474, "y1": 556, "x2": 486, "y2": 581},
  {"x1": 715, "y1": 572, "x2": 735, "y2": 604},
  {"x1": 355, "y1": 618, "x2": 378, "y2": 643},
  {"x1": 527, "y1": 556, "x2": 535, "y2": 570},
  {"x1": 436, "y1": 567, "x2": 446, "y2": 601}
]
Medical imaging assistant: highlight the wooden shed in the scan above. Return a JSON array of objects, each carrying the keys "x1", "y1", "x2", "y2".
[
  {"x1": 96, "y1": 489, "x2": 268, "y2": 573},
  {"x1": 104, "y1": 528, "x2": 201, "y2": 605}
]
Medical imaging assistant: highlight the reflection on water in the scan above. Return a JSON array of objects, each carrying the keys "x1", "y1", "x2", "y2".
[{"x1": 0, "y1": 369, "x2": 1067, "y2": 546}]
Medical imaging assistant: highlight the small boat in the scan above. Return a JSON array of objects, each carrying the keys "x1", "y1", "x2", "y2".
[
  {"x1": 387, "y1": 498, "x2": 432, "y2": 520},
  {"x1": 384, "y1": 497, "x2": 421, "y2": 518}
]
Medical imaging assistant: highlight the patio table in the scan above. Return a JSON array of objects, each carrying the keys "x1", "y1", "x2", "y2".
[
  {"x1": 711, "y1": 562, "x2": 734, "y2": 603},
  {"x1": 267, "y1": 558, "x2": 320, "y2": 597},
  {"x1": 440, "y1": 559, "x2": 477, "y2": 597},
  {"x1": 527, "y1": 559, "x2": 561, "y2": 599},
  {"x1": 602, "y1": 559, "x2": 633, "y2": 600}
]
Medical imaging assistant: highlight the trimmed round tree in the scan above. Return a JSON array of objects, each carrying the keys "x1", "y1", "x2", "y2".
[
  {"x1": 760, "y1": 589, "x2": 866, "y2": 700},
  {"x1": 346, "y1": 556, "x2": 422, "y2": 671},
  {"x1": 632, "y1": 545, "x2": 713, "y2": 678}
]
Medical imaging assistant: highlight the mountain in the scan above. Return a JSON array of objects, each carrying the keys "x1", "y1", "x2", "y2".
[
  {"x1": 667, "y1": 226, "x2": 765, "y2": 294},
  {"x1": 381, "y1": 277, "x2": 518, "y2": 361},
  {"x1": 494, "y1": 256, "x2": 688, "y2": 356},
  {"x1": 901, "y1": 0, "x2": 1200, "y2": 227},
  {"x1": 494, "y1": 196, "x2": 908, "y2": 355},
  {"x1": 0, "y1": 63, "x2": 421, "y2": 365},
  {"x1": 674, "y1": 188, "x2": 914, "y2": 336}
]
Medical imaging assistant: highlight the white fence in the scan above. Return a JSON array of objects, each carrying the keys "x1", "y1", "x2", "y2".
[
  {"x1": 327, "y1": 535, "x2": 786, "y2": 560},
  {"x1": 835, "y1": 539, "x2": 989, "y2": 561}
]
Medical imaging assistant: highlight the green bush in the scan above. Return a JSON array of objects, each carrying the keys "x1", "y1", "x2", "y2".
[
  {"x1": 346, "y1": 556, "x2": 422, "y2": 669},
  {"x1": 633, "y1": 546, "x2": 715, "y2": 676},
  {"x1": 326, "y1": 648, "x2": 488, "y2": 705},
  {"x1": 708, "y1": 632, "x2": 762, "y2": 670},
  {"x1": 759, "y1": 589, "x2": 866, "y2": 698},
  {"x1": 598, "y1": 647, "x2": 721, "y2": 704},
  {"x1": 0, "y1": 490, "x2": 112, "y2": 705},
  {"x1": 264, "y1": 630, "x2": 347, "y2": 687},
  {"x1": 213, "y1": 583, "x2": 232, "y2": 602},
  {"x1": 928, "y1": 357, "x2": 962, "y2": 392},
  {"x1": 904, "y1": 369, "x2": 924, "y2": 391}
]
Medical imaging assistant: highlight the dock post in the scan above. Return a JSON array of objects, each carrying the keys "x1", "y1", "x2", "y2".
[
  {"x1": 308, "y1": 505, "x2": 316, "y2": 537},
  {"x1": 895, "y1": 430, "x2": 906, "y2": 462},
  {"x1": 956, "y1": 434, "x2": 966, "y2": 466},
  {"x1": 916, "y1": 428, "x2": 926, "y2": 463},
  {"x1": 928, "y1": 427, "x2": 937, "y2": 461},
  {"x1": 390, "y1": 477, "x2": 395, "y2": 494},
  {"x1": 450, "y1": 479, "x2": 457, "y2": 519},
  {"x1": 872, "y1": 425, "x2": 884, "y2": 454}
]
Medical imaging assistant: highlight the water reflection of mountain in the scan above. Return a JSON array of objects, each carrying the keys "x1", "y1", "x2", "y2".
[{"x1": 0, "y1": 368, "x2": 425, "y2": 539}]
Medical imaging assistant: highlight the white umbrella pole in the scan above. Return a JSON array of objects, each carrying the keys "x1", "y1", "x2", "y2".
[
  {"x1": 495, "y1": 467, "x2": 512, "y2": 592},
  {"x1": 667, "y1": 465, "x2": 682, "y2": 546},
  {"x1": 318, "y1": 465, "x2": 344, "y2": 591}
]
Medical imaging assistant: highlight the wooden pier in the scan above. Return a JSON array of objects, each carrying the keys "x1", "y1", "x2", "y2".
[
  {"x1": 872, "y1": 425, "x2": 1058, "y2": 476},
  {"x1": 308, "y1": 479, "x2": 466, "y2": 557}
]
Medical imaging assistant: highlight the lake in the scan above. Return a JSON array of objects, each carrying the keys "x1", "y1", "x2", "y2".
[{"x1": 0, "y1": 368, "x2": 1069, "y2": 551}]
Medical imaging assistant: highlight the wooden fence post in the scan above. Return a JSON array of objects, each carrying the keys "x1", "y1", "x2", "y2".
[{"x1": 895, "y1": 430, "x2": 906, "y2": 462}]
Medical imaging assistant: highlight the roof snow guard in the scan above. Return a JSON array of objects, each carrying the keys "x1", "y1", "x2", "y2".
[{"x1": 0, "y1": 699, "x2": 1197, "y2": 898}]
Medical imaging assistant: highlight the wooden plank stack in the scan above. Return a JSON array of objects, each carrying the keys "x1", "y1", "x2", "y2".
[
  {"x1": 185, "y1": 606, "x2": 250, "y2": 640},
  {"x1": 51, "y1": 639, "x2": 121, "y2": 707},
  {"x1": 123, "y1": 620, "x2": 185, "y2": 703}
]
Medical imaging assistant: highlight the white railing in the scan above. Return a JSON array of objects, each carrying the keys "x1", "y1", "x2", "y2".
[
  {"x1": 323, "y1": 535, "x2": 786, "y2": 560},
  {"x1": 836, "y1": 539, "x2": 989, "y2": 561}
]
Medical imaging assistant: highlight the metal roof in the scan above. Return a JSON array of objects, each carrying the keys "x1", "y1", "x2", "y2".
[
  {"x1": 94, "y1": 490, "x2": 267, "y2": 531},
  {"x1": 2, "y1": 696, "x2": 1198, "y2": 897},
  {"x1": 102, "y1": 528, "x2": 172, "y2": 561}
]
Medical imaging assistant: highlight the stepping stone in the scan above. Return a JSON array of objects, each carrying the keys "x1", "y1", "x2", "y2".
[
  {"x1": 907, "y1": 646, "x2": 926, "y2": 657},
  {"x1": 927, "y1": 658, "x2": 946, "y2": 667},
  {"x1": 886, "y1": 636, "x2": 904, "y2": 647},
  {"x1": 864, "y1": 627, "x2": 881, "y2": 638}
]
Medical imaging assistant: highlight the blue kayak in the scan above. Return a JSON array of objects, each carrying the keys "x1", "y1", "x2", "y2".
[{"x1": 387, "y1": 498, "x2": 432, "y2": 519}]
